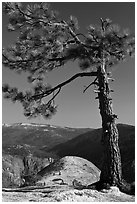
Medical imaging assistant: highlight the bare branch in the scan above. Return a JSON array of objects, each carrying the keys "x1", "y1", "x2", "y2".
[
  {"x1": 76, "y1": 33, "x2": 87, "y2": 38},
  {"x1": 46, "y1": 87, "x2": 61, "y2": 107},
  {"x1": 100, "y1": 18, "x2": 105, "y2": 32},
  {"x1": 83, "y1": 77, "x2": 98, "y2": 93},
  {"x1": 32, "y1": 71, "x2": 97, "y2": 99}
]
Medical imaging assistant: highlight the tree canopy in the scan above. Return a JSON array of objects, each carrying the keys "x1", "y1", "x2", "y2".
[{"x1": 2, "y1": 2, "x2": 135, "y2": 119}]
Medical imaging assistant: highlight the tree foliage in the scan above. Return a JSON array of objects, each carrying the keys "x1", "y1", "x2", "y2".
[{"x1": 2, "y1": 2, "x2": 135, "y2": 119}]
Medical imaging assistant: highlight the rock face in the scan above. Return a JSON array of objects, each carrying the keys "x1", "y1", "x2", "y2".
[
  {"x1": 36, "y1": 156, "x2": 100, "y2": 186},
  {"x1": 2, "y1": 154, "x2": 24, "y2": 188},
  {"x1": 2, "y1": 154, "x2": 50, "y2": 188}
]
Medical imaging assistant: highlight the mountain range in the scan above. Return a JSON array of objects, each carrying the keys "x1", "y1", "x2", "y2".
[
  {"x1": 2, "y1": 123, "x2": 91, "y2": 158},
  {"x1": 2, "y1": 123, "x2": 135, "y2": 187}
]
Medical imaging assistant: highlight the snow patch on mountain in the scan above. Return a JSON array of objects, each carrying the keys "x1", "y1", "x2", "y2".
[{"x1": 2, "y1": 124, "x2": 12, "y2": 127}]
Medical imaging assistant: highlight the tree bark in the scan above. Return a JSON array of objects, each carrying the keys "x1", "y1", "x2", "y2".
[{"x1": 97, "y1": 66, "x2": 122, "y2": 186}]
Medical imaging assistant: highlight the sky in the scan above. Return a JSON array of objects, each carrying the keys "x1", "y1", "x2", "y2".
[{"x1": 2, "y1": 2, "x2": 135, "y2": 128}]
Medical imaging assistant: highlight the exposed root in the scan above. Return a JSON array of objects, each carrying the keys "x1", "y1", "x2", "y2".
[
  {"x1": 118, "y1": 180, "x2": 135, "y2": 195},
  {"x1": 86, "y1": 180, "x2": 135, "y2": 196},
  {"x1": 87, "y1": 181, "x2": 111, "y2": 191}
]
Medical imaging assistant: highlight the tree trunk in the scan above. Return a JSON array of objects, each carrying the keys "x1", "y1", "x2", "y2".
[{"x1": 97, "y1": 66, "x2": 122, "y2": 186}]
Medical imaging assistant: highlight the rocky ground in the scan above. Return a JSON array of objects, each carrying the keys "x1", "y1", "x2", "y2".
[
  {"x1": 2, "y1": 156, "x2": 135, "y2": 202},
  {"x1": 2, "y1": 185, "x2": 135, "y2": 202}
]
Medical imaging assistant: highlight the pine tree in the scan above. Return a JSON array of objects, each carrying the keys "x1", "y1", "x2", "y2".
[{"x1": 2, "y1": 3, "x2": 135, "y2": 193}]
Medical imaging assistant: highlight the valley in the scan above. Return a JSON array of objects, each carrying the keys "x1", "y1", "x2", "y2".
[{"x1": 2, "y1": 123, "x2": 135, "y2": 201}]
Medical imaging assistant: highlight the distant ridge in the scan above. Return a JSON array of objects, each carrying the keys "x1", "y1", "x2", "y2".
[
  {"x1": 2, "y1": 123, "x2": 91, "y2": 158},
  {"x1": 2, "y1": 122, "x2": 92, "y2": 129},
  {"x1": 3, "y1": 123, "x2": 59, "y2": 127}
]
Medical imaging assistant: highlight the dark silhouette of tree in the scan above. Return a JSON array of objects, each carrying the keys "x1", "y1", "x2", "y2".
[{"x1": 2, "y1": 3, "x2": 135, "y2": 193}]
